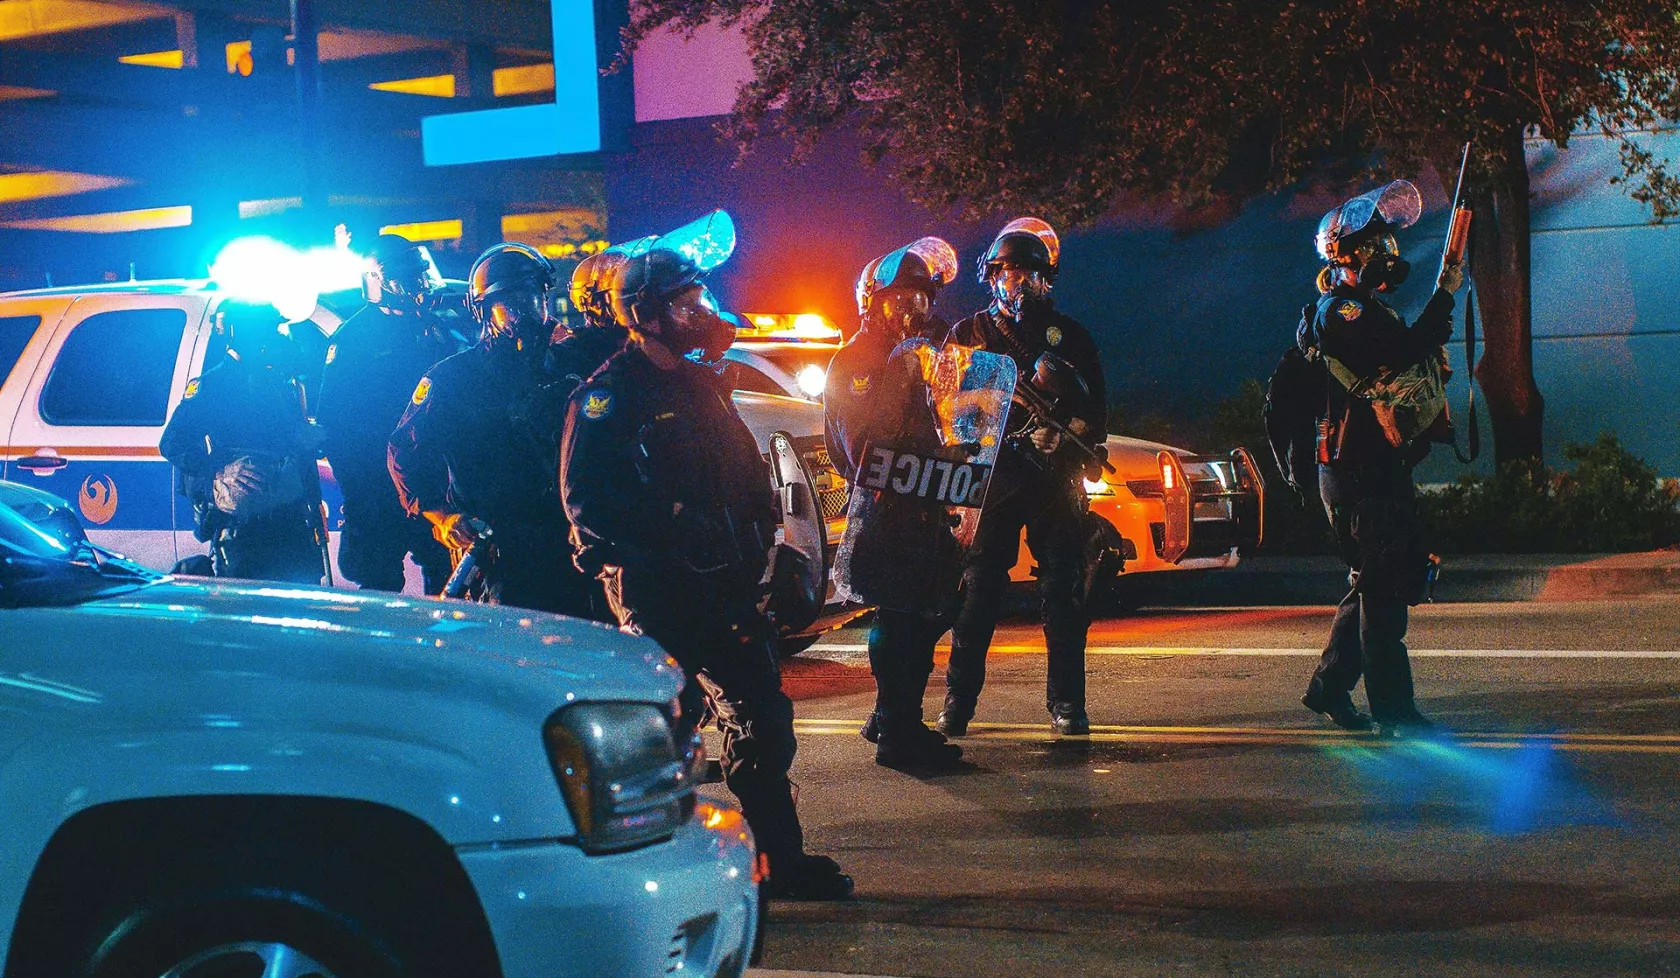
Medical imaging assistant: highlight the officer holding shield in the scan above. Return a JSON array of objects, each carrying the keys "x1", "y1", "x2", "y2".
[
  {"x1": 941, "y1": 218, "x2": 1107, "y2": 737},
  {"x1": 1299, "y1": 180, "x2": 1464, "y2": 735},
  {"x1": 559, "y1": 211, "x2": 853, "y2": 901},
  {"x1": 825, "y1": 237, "x2": 965, "y2": 772}
]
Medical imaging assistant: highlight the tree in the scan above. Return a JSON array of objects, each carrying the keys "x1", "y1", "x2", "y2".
[{"x1": 621, "y1": 0, "x2": 1680, "y2": 463}]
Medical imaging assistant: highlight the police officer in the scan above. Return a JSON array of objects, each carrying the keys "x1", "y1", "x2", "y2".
[
  {"x1": 160, "y1": 301, "x2": 326, "y2": 584},
  {"x1": 545, "y1": 244, "x2": 643, "y2": 391},
  {"x1": 316, "y1": 234, "x2": 461, "y2": 593},
  {"x1": 1299, "y1": 180, "x2": 1464, "y2": 734},
  {"x1": 558, "y1": 215, "x2": 853, "y2": 900},
  {"x1": 940, "y1": 218, "x2": 1107, "y2": 737},
  {"x1": 826, "y1": 238, "x2": 966, "y2": 771},
  {"x1": 387, "y1": 242, "x2": 602, "y2": 618}
]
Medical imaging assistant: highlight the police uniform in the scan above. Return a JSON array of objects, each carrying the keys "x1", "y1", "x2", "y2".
[
  {"x1": 1299, "y1": 283, "x2": 1453, "y2": 724},
  {"x1": 387, "y1": 344, "x2": 602, "y2": 618},
  {"x1": 159, "y1": 357, "x2": 324, "y2": 583},
  {"x1": 559, "y1": 343, "x2": 806, "y2": 867},
  {"x1": 316, "y1": 305, "x2": 458, "y2": 592},
  {"x1": 943, "y1": 302, "x2": 1107, "y2": 727}
]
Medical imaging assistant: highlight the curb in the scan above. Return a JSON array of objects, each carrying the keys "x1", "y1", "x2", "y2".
[{"x1": 1119, "y1": 551, "x2": 1680, "y2": 606}]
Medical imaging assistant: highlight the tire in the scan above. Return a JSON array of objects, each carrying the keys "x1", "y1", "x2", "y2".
[
  {"x1": 776, "y1": 634, "x2": 821, "y2": 658},
  {"x1": 86, "y1": 896, "x2": 403, "y2": 978}
]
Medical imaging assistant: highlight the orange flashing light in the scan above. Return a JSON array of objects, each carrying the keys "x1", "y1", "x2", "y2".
[
  {"x1": 735, "y1": 312, "x2": 841, "y2": 340},
  {"x1": 753, "y1": 852, "x2": 770, "y2": 884},
  {"x1": 697, "y1": 802, "x2": 746, "y2": 834}
]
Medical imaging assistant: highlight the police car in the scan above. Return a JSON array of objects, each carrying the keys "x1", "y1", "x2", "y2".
[
  {"x1": 0, "y1": 280, "x2": 864, "y2": 639},
  {"x1": 0, "y1": 482, "x2": 758, "y2": 977},
  {"x1": 717, "y1": 314, "x2": 1266, "y2": 603}
]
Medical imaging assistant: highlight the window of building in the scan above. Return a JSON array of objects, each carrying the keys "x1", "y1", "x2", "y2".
[
  {"x1": 40, "y1": 309, "x2": 188, "y2": 427},
  {"x1": 0, "y1": 316, "x2": 43, "y2": 393}
]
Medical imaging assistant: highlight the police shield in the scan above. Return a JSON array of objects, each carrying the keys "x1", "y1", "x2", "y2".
[
  {"x1": 833, "y1": 340, "x2": 1017, "y2": 614},
  {"x1": 764, "y1": 431, "x2": 827, "y2": 636}
]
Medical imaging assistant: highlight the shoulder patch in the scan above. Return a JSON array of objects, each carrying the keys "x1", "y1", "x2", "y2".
[
  {"x1": 324, "y1": 343, "x2": 337, "y2": 365},
  {"x1": 1045, "y1": 325, "x2": 1064, "y2": 347},
  {"x1": 411, "y1": 376, "x2": 432, "y2": 406},
  {"x1": 850, "y1": 374, "x2": 872, "y2": 396},
  {"x1": 580, "y1": 387, "x2": 614, "y2": 421},
  {"x1": 1336, "y1": 300, "x2": 1363, "y2": 322},
  {"x1": 182, "y1": 378, "x2": 200, "y2": 400}
]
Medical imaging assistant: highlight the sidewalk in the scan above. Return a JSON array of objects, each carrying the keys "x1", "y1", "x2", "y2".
[{"x1": 1130, "y1": 549, "x2": 1680, "y2": 605}]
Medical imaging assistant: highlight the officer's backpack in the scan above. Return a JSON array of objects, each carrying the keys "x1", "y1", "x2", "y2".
[{"x1": 1264, "y1": 342, "x2": 1324, "y2": 498}]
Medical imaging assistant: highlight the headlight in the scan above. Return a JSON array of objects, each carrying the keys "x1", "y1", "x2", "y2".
[
  {"x1": 795, "y1": 364, "x2": 827, "y2": 398},
  {"x1": 1083, "y1": 477, "x2": 1113, "y2": 496},
  {"x1": 543, "y1": 703, "x2": 694, "y2": 854}
]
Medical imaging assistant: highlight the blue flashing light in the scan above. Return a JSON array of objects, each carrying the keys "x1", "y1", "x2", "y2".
[
  {"x1": 210, "y1": 236, "x2": 365, "y2": 323},
  {"x1": 421, "y1": 0, "x2": 601, "y2": 166}
]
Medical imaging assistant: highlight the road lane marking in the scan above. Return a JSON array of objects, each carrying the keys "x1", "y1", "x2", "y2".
[
  {"x1": 806, "y1": 644, "x2": 1680, "y2": 658},
  {"x1": 791, "y1": 719, "x2": 1680, "y2": 754}
]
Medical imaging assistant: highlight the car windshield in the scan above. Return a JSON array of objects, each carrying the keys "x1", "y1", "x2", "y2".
[{"x1": 0, "y1": 501, "x2": 160, "y2": 609}]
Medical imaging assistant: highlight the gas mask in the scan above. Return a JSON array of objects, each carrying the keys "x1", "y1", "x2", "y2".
[
  {"x1": 479, "y1": 283, "x2": 554, "y2": 361},
  {"x1": 1353, "y1": 236, "x2": 1410, "y2": 293},
  {"x1": 869, "y1": 287, "x2": 932, "y2": 341},
  {"x1": 657, "y1": 284, "x2": 734, "y2": 364},
  {"x1": 988, "y1": 265, "x2": 1052, "y2": 319}
]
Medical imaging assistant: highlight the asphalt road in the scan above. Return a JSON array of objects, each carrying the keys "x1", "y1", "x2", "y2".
[{"x1": 736, "y1": 598, "x2": 1680, "y2": 978}]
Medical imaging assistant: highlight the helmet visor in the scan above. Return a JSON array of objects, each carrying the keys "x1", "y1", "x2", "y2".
[
  {"x1": 997, "y1": 217, "x2": 1060, "y2": 267},
  {"x1": 873, "y1": 236, "x2": 959, "y2": 295},
  {"x1": 379, "y1": 245, "x2": 445, "y2": 299},
  {"x1": 651, "y1": 210, "x2": 736, "y2": 274}
]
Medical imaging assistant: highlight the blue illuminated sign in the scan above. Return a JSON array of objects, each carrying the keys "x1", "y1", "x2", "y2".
[{"x1": 421, "y1": 0, "x2": 601, "y2": 166}]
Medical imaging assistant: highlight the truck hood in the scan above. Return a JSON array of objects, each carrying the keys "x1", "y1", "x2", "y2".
[{"x1": 9, "y1": 577, "x2": 682, "y2": 717}]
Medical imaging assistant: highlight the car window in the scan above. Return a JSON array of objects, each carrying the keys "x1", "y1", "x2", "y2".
[
  {"x1": 0, "y1": 315, "x2": 42, "y2": 391},
  {"x1": 717, "y1": 358, "x2": 788, "y2": 397},
  {"x1": 39, "y1": 308, "x2": 188, "y2": 427}
]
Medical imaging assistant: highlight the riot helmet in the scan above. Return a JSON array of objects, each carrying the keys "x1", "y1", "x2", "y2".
[
  {"x1": 467, "y1": 242, "x2": 556, "y2": 355},
  {"x1": 978, "y1": 217, "x2": 1060, "y2": 318},
  {"x1": 603, "y1": 210, "x2": 737, "y2": 363},
  {"x1": 568, "y1": 235, "x2": 655, "y2": 330},
  {"x1": 214, "y1": 300, "x2": 294, "y2": 370},
  {"x1": 856, "y1": 236, "x2": 958, "y2": 338},
  {"x1": 1315, "y1": 180, "x2": 1421, "y2": 293},
  {"x1": 362, "y1": 233, "x2": 445, "y2": 312}
]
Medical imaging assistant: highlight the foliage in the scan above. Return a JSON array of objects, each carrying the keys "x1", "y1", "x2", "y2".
[
  {"x1": 622, "y1": 0, "x2": 1680, "y2": 224},
  {"x1": 1420, "y1": 434, "x2": 1680, "y2": 553}
]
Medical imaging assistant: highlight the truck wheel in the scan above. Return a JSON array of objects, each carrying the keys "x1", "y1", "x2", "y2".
[{"x1": 86, "y1": 897, "x2": 403, "y2": 978}]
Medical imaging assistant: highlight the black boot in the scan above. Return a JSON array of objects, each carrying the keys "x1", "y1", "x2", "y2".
[
  {"x1": 876, "y1": 722, "x2": 963, "y2": 772},
  {"x1": 1050, "y1": 706, "x2": 1090, "y2": 736},
  {"x1": 936, "y1": 696, "x2": 974, "y2": 737},
  {"x1": 1302, "y1": 682, "x2": 1374, "y2": 732},
  {"x1": 859, "y1": 711, "x2": 880, "y2": 744},
  {"x1": 763, "y1": 853, "x2": 854, "y2": 901}
]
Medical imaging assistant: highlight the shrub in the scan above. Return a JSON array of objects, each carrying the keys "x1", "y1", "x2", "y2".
[{"x1": 1420, "y1": 434, "x2": 1680, "y2": 554}]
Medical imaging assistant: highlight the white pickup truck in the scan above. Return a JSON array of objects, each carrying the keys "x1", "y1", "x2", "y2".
[{"x1": 0, "y1": 493, "x2": 758, "y2": 976}]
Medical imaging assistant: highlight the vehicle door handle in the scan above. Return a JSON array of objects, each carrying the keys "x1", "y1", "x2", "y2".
[{"x1": 15, "y1": 454, "x2": 69, "y2": 472}]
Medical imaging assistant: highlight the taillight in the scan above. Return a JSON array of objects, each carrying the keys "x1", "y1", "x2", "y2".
[{"x1": 1157, "y1": 451, "x2": 1191, "y2": 563}]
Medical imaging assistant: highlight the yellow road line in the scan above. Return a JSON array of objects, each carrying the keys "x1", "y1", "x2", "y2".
[{"x1": 791, "y1": 719, "x2": 1680, "y2": 754}]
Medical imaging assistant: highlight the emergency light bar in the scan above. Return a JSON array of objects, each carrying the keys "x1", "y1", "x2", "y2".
[{"x1": 735, "y1": 313, "x2": 841, "y2": 340}]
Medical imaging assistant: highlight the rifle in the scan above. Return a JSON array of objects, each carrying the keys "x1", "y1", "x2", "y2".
[{"x1": 1010, "y1": 353, "x2": 1115, "y2": 475}]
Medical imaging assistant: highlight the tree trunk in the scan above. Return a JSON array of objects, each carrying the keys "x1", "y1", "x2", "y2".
[{"x1": 1468, "y1": 126, "x2": 1544, "y2": 464}]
